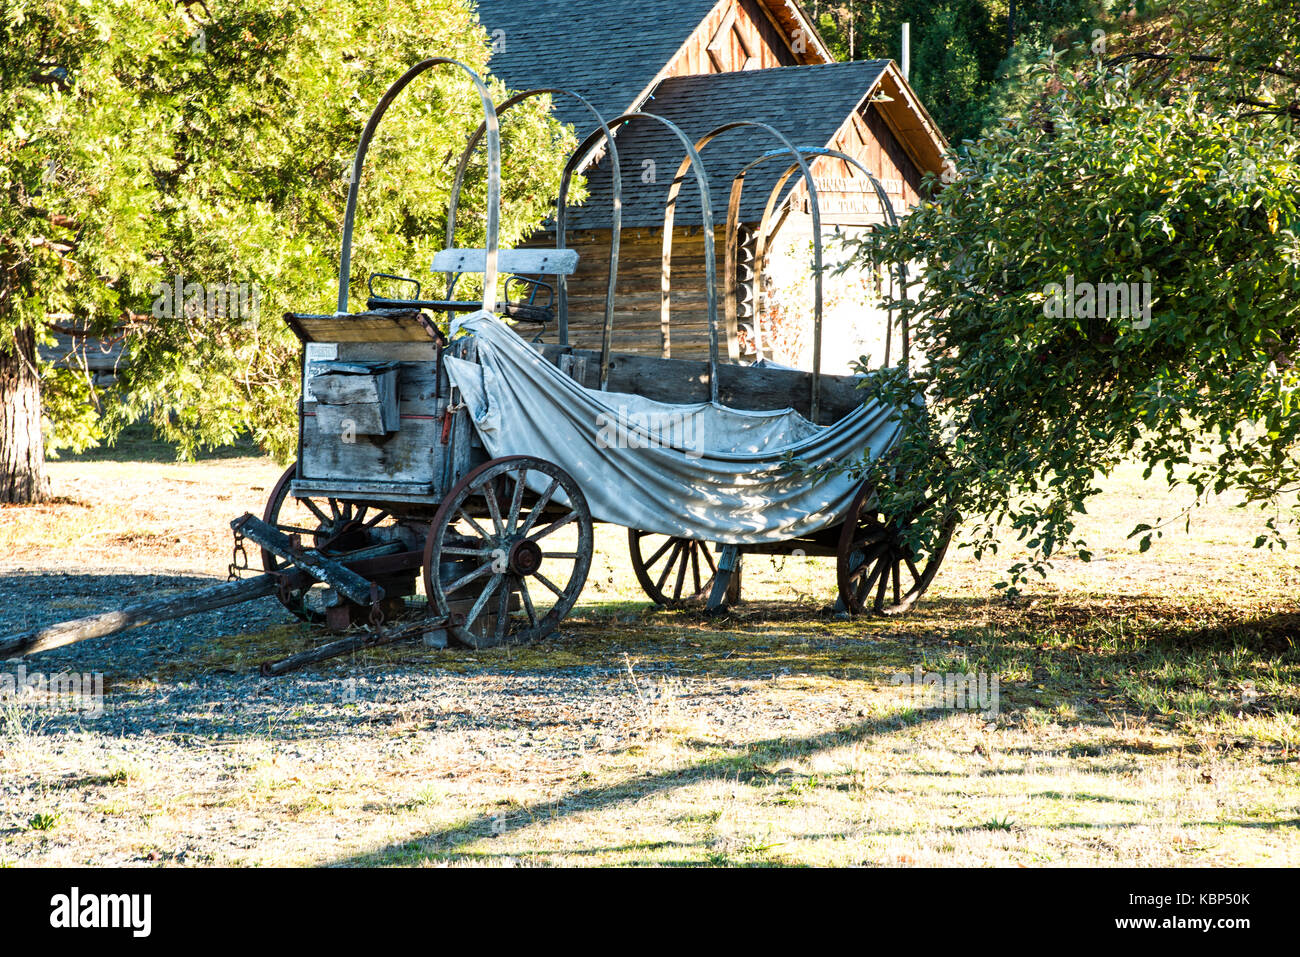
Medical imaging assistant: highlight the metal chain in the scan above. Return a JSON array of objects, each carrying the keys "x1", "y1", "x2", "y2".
[{"x1": 228, "y1": 530, "x2": 249, "y2": 581}]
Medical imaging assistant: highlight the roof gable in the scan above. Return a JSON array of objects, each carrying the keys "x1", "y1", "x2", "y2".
[{"x1": 475, "y1": 0, "x2": 723, "y2": 131}]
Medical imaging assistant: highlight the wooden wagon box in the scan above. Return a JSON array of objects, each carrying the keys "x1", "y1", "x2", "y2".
[{"x1": 284, "y1": 310, "x2": 482, "y2": 506}]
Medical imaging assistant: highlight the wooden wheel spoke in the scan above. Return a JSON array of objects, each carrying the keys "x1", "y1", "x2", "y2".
[
  {"x1": 858, "y1": 558, "x2": 886, "y2": 601},
  {"x1": 904, "y1": 556, "x2": 922, "y2": 584},
  {"x1": 505, "y1": 474, "x2": 526, "y2": 534},
  {"x1": 362, "y1": 510, "x2": 391, "y2": 529},
  {"x1": 527, "y1": 510, "x2": 578, "y2": 543},
  {"x1": 644, "y1": 536, "x2": 677, "y2": 569},
  {"x1": 454, "y1": 506, "x2": 493, "y2": 543},
  {"x1": 655, "y1": 542, "x2": 683, "y2": 592},
  {"x1": 441, "y1": 546, "x2": 496, "y2": 558},
  {"x1": 480, "y1": 479, "x2": 505, "y2": 536},
  {"x1": 690, "y1": 544, "x2": 702, "y2": 595},
  {"x1": 444, "y1": 559, "x2": 496, "y2": 596},
  {"x1": 464, "y1": 573, "x2": 503, "y2": 630},
  {"x1": 517, "y1": 478, "x2": 560, "y2": 537},
  {"x1": 517, "y1": 576, "x2": 538, "y2": 626},
  {"x1": 848, "y1": 544, "x2": 887, "y2": 580},
  {"x1": 301, "y1": 498, "x2": 331, "y2": 526},
  {"x1": 891, "y1": 560, "x2": 902, "y2": 606},
  {"x1": 873, "y1": 558, "x2": 891, "y2": 610},
  {"x1": 274, "y1": 524, "x2": 321, "y2": 538},
  {"x1": 533, "y1": 571, "x2": 566, "y2": 599},
  {"x1": 543, "y1": 551, "x2": 582, "y2": 560},
  {"x1": 673, "y1": 543, "x2": 689, "y2": 600},
  {"x1": 496, "y1": 578, "x2": 511, "y2": 642},
  {"x1": 700, "y1": 544, "x2": 718, "y2": 575}
]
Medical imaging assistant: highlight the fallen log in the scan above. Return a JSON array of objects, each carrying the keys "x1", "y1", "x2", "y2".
[
  {"x1": 0, "y1": 574, "x2": 278, "y2": 659},
  {"x1": 260, "y1": 614, "x2": 452, "y2": 676}
]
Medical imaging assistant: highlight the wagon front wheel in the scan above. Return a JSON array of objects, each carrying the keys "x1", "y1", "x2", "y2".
[
  {"x1": 837, "y1": 481, "x2": 954, "y2": 616},
  {"x1": 423, "y1": 456, "x2": 593, "y2": 648}
]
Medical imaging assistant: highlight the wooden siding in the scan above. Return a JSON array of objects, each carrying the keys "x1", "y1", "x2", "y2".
[
  {"x1": 663, "y1": 0, "x2": 807, "y2": 79},
  {"x1": 39, "y1": 330, "x2": 125, "y2": 385},
  {"x1": 559, "y1": 226, "x2": 725, "y2": 360},
  {"x1": 785, "y1": 104, "x2": 926, "y2": 226}
]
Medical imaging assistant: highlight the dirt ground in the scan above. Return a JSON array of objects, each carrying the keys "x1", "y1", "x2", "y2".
[{"x1": 0, "y1": 448, "x2": 1296, "y2": 867}]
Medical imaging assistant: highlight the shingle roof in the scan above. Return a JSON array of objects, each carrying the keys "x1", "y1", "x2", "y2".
[
  {"x1": 566, "y1": 60, "x2": 891, "y2": 230},
  {"x1": 475, "y1": 0, "x2": 720, "y2": 132}
]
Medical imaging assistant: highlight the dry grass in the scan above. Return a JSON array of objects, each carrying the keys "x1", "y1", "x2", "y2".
[{"x1": 0, "y1": 444, "x2": 1297, "y2": 867}]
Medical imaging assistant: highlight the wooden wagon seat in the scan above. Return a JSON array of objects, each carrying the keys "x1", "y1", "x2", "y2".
[{"x1": 430, "y1": 247, "x2": 580, "y2": 324}]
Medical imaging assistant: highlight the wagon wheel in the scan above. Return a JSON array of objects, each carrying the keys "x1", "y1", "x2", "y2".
[
  {"x1": 423, "y1": 455, "x2": 593, "y2": 648},
  {"x1": 628, "y1": 531, "x2": 724, "y2": 607},
  {"x1": 261, "y1": 464, "x2": 397, "y2": 621},
  {"x1": 837, "y1": 481, "x2": 955, "y2": 616}
]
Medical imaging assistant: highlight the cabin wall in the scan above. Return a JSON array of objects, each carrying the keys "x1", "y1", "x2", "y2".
[
  {"x1": 758, "y1": 103, "x2": 928, "y2": 373},
  {"x1": 759, "y1": 216, "x2": 897, "y2": 375},
  {"x1": 38, "y1": 330, "x2": 125, "y2": 387},
  {"x1": 558, "y1": 225, "x2": 725, "y2": 360}
]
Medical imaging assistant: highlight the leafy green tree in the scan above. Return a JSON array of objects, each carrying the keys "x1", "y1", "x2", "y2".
[
  {"x1": 0, "y1": 0, "x2": 572, "y2": 502},
  {"x1": 846, "y1": 0, "x2": 1300, "y2": 586}
]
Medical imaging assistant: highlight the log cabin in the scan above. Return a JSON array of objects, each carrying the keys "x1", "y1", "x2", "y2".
[{"x1": 475, "y1": 0, "x2": 950, "y2": 374}]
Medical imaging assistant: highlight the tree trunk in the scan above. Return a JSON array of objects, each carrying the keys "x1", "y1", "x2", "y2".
[{"x1": 0, "y1": 325, "x2": 50, "y2": 504}]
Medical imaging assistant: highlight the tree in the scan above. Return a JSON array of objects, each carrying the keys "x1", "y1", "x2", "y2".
[
  {"x1": 0, "y1": 0, "x2": 572, "y2": 502},
  {"x1": 845, "y1": 0, "x2": 1300, "y2": 586},
  {"x1": 812, "y1": 0, "x2": 1099, "y2": 143}
]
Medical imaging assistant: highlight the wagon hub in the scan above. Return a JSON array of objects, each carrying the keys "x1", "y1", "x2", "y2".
[{"x1": 508, "y1": 539, "x2": 544, "y2": 577}]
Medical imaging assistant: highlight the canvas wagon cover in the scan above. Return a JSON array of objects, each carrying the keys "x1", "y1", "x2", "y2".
[{"x1": 444, "y1": 313, "x2": 900, "y2": 544}]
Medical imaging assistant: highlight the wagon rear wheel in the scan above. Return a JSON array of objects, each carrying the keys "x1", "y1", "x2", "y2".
[
  {"x1": 628, "y1": 531, "x2": 724, "y2": 607},
  {"x1": 261, "y1": 464, "x2": 399, "y2": 621},
  {"x1": 423, "y1": 456, "x2": 593, "y2": 648},
  {"x1": 837, "y1": 481, "x2": 954, "y2": 616}
]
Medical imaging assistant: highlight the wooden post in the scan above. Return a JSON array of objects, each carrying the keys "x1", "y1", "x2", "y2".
[
  {"x1": 705, "y1": 545, "x2": 743, "y2": 612},
  {"x1": 0, "y1": 574, "x2": 278, "y2": 659}
]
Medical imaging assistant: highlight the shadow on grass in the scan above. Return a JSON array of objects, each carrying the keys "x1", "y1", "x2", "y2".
[{"x1": 330, "y1": 709, "x2": 944, "y2": 867}]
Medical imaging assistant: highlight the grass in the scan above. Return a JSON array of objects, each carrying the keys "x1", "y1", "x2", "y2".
[{"x1": 0, "y1": 439, "x2": 1297, "y2": 866}]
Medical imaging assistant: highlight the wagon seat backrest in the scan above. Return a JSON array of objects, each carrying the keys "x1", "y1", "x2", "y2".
[{"x1": 432, "y1": 248, "x2": 579, "y2": 326}]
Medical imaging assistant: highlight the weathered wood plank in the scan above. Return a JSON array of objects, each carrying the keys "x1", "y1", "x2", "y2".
[
  {"x1": 534, "y1": 346, "x2": 866, "y2": 422},
  {"x1": 287, "y1": 311, "x2": 441, "y2": 343},
  {"x1": 301, "y1": 413, "x2": 442, "y2": 486},
  {"x1": 433, "y1": 248, "x2": 579, "y2": 276},
  {"x1": 0, "y1": 575, "x2": 278, "y2": 658}
]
